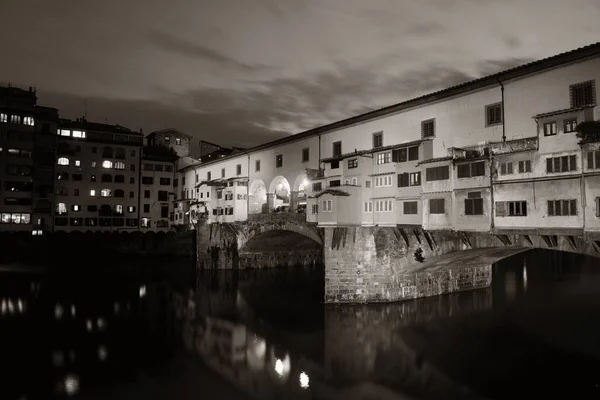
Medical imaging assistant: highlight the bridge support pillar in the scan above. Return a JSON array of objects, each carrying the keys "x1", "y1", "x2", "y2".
[{"x1": 266, "y1": 193, "x2": 275, "y2": 213}]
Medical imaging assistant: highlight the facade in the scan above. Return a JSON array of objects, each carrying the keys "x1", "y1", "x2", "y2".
[
  {"x1": 0, "y1": 85, "x2": 58, "y2": 234},
  {"x1": 140, "y1": 155, "x2": 176, "y2": 231},
  {"x1": 53, "y1": 118, "x2": 143, "y2": 232},
  {"x1": 146, "y1": 128, "x2": 192, "y2": 158},
  {"x1": 175, "y1": 42, "x2": 600, "y2": 241}
]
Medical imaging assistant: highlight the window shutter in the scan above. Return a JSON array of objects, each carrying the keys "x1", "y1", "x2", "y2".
[
  {"x1": 546, "y1": 158, "x2": 553, "y2": 173},
  {"x1": 596, "y1": 198, "x2": 600, "y2": 217},
  {"x1": 402, "y1": 173, "x2": 409, "y2": 187},
  {"x1": 595, "y1": 152, "x2": 600, "y2": 171},
  {"x1": 526, "y1": 160, "x2": 531, "y2": 172},
  {"x1": 570, "y1": 199, "x2": 577, "y2": 216},
  {"x1": 495, "y1": 201, "x2": 506, "y2": 217},
  {"x1": 501, "y1": 163, "x2": 507, "y2": 175},
  {"x1": 392, "y1": 150, "x2": 399, "y2": 162},
  {"x1": 507, "y1": 162, "x2": 513, "y2": 174},
  {"x1": 547, "y1": 200, "x2": 554, "y2": 216},
  {"x1": 464, "y1": 199, "x2": 472, "y2": 215},
  {"x1": 474, "y1": 198, "x2": 483, "y2": 215},
  {"x1": 569, "y1": 155, "x2": 576, "y2": 171}
]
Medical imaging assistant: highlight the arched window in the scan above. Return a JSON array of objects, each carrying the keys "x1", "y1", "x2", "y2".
[
  {"x1": 57, "y1": 157, "x2": 69, "y2": 166},
  {"x1": 115, "y1": 148, "x2": 126, "y2": 159},
  {"x1": 101, "y1": 174, "x2": 112, "y2": 183},
  {"x1": 99, "y1": 204, "x2": 112, "y2": 217},
  {"x1": 102, "y1": 147, "x2": 113, "y2": 158},
  {"x1": 57, "y1": 171, "x2": 69, "y2": 180},
  {"x1": 114, "y1": 161, "x2": 125, "y2": 170},
  {"x1": 100, "y1": 189, "x2": 112, "y2": 197},
  {"x1": 114, "y1": 175, "x2": 125, "y2": 183},
  {"x1": 102, "y1": 160, "x2": 113, "y2": 169},
  {"x1": 114, "y1": 189, "x2": 125, "y2": 198}
]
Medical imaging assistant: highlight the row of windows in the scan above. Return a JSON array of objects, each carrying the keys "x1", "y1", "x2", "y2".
[
  {"x1": 143, "y1": 163, "x2": 174, "y2": 172},
  {"x1": 1, "y1": 131, "x2": 34, "y2": 141},
  {"x1": 141, "y1": 176, "x2": 171, "y2": 186},
  {"x1": 58, "y1": 143, "x2": 135, "y2": 159},
  {"x1": 6, "y1": 165, "x2": 32, "y2": 177},
  {"x1": 0, "y1": 113, "x2": 34, "y2": 126},
  {"x1": 0, "y1": 148, "x2": 32, "y2": 158},
  {"x1": 55, "y1": 188, "x2": 136, "y2": 198},
  {"x1": 543, "y1": 118, "x2": 578, "y2": 136},
  {"x1": 57, "y1": 172, "x2": 136, "y2": 184},
  {"x1": 3, "y1": 197, "x2": 32, "y2": 206},
  {"x1": 57, "y1": 158, "x2": 131, "y2": 171},
  {"x1": 212, "y1": 207, "x2": 234, "y2": 216},
  {"x1": 0, "y1": 212, "x2": 31, "y2": 224},
  {"x1": 374, "y1": 175, "x2": 393, "y2": 187},
  {"x1": 54, "y1": 217, "x2": 139, "y2": 227},
  {"x1": 57, "y1": 130, "x2": 143, "y2": 145},
  {"x1": 56, "y1": 203, "x2": 136, "y2": 215}
]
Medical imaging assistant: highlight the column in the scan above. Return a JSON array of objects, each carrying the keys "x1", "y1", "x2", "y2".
[
  {"x1": 290, "y1": 191, "x2": 299, "y2": 212},
  {"x1": 266, "y1": 193, "x2": 275, "y2": 213}
]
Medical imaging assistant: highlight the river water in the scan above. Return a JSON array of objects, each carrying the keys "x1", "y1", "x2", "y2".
[{"x1": 2, "y1": 249, "x2": 600, "y2": 399}]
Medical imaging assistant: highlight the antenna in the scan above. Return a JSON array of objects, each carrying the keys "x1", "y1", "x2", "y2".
[{"x1": 84, "y1": 99, "x2": 88, "y2": 119}]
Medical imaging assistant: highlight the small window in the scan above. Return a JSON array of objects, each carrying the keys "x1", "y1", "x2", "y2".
[
  {"x1": 236, "y1": 164, "x2": 242, "y2": 175},
  {"x1": 275, "y1": 154, "x2": 283, "y2": 168},
  {"x1": 255, "y1": 160, "x2": 261, "y2": 172},
  {"x1": 348, "y1": 159, "x2": 358, "y2": 169},
  {"x1": 408, "y1": 146, "x2": 419, "y2": 161},
  {"x1": 160, "y1": 177, "x2": 170, "y2": 185},
  {"x1": 142, "y1": 176, "x2": 153, "y2": 185},
  {"x1": 57, "y1": 157, "x2": 69, "y2": 166},
  {"x1": 429, "y1": 198, "x2": 445, "y2": 214},
  {"x1": 302, "y1": 148, "x2": 310, "y2": 163},
  {"x1": 332, "y1": 141, "x2": 342, "y2": 157},
  {"x1": 207, "y1": 171, "x2": 212, "y2": 181},
  {"x1": 425, "y1": 166, "x2": 449, "y2": 181},
  {"x1": 221, "y1": 168, "x2": 225, "y2": 178},
  {"x1": 373, "y1": 132, "x2": 383, "y2": 149},
  {"x1": 564, "y1": 118, "x2": 577, "y2": 133},
  {"x1": 11, "y1": 115, "x2": 21, "y2": 124},
  {"x1": 100, "y1": 189, "x2": 112, "y2": 197},
  {"x1": 0, "y1": 113, "x2": 7, "y2": 123},
  {"x1": 175, "y1": 138, "x2": 181, "y2": 145},
  {"x1": 376, "y1": 152, "x2": 391, "y2": 165},
  {"x1": 144, "y1": 190, "x2": 150, "y2": 198},
  {"x1": 330, "y1": 160, "x2": 339, "y2": 169},
  {"x1": 403, "y1": 201, "x2": 418, "y2": 215},
  {"x1": 89, "y1": 189, "x2": 96, "y2": 196},
  {"x1": 364, "y1": 201, "x2": 373, "y2": 213},
  {"x1": 543, "y1": 122, "x2": 557, "y2": 136},
  {"x1": 485, "y1": 103, "x2": 502, "y2": 126},
  {"x1": 410, "y1": 172, "x2": 421, "y2": 186},
  {"x1": 548, "y1": 199, "x2": 577, "y2": 216},
  {"x1": 570, "y1": 80, "x2": 596, "y2": 108},
  {"x1": 499, "y1": 162, "x2": 513, "y2": 175},
  {"x1": 421, "y1": 119, "x2": 435, "y2": 138},
  {"x1": 518, "y1": 160, "x2": 532, "y2": 173},
  {"x1": 464, "y1": 192, "x2": 484, "y2": 216}
]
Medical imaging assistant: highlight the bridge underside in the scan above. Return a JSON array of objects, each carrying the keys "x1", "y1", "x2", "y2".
[{"x1": 240, "y1": 231, "x2": 321, "y2": 253}]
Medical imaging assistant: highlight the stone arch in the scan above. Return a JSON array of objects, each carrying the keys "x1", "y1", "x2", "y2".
[
  {"x1": 268, "y1": 176, "x2": 291, "y2": 212},
  {"x1": 238, "y1": 220, "x2": 323, "y2": 251},
  {"x1": 249, "y1": 179, "x2": 267, "y2": 214}
]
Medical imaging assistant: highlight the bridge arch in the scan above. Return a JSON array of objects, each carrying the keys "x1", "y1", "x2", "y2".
[
  {"x1": 268, "y1": 175, "x2": 291, "y2": 211},
  {"x1": 238, "y1": 219, "x2": 323, "y2": 252}
]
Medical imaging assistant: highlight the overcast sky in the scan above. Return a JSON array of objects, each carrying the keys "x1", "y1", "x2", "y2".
[{"x1": 1, "y1": 0, "x2": 599, "y2": 149}]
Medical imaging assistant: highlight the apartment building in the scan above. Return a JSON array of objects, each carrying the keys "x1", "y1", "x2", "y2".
[
  {"x1": 0, "y1": 85, "x2": 58, "y2": 234},
  {"x1": 54, "y1": 118, "x2": 143, "y2": 232},
  {"x1": 146, "y1": 128, "x2": 192, "y2": 158},
  {"x1": 140, "y1": 148, "x2": 177, "y2": 231}
]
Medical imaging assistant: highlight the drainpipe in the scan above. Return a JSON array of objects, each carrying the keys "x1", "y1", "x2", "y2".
[
  {"x1": 489, "y1": 147, "x2": 495, "y2": 231},
  {"x1": 581, "y1": 145, "x2": 586, "y2": 236},
  {"x1": 497, "y1": 76, "x2": 506, "y2": 142},
  {"x1": 245, "y1": 151, "x2": 250, "y2": 219}
]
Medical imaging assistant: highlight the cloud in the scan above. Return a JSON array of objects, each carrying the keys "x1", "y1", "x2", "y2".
[
  {"x1": 502, "y1": 35, "x2": 522, "y2": 50},
  {"x1": 476, "y1": 57, "x2": 537, "y2": 76},
  {"x1": 148, "y1": 31, "x2": 269, "y2": 72}
]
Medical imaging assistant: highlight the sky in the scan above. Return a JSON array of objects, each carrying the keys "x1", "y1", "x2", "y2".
[{"x1": 1, "y1": 0, "x2": 599, "y2": 150}]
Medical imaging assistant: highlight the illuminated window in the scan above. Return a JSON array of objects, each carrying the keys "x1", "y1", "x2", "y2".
[
  {"x1": 101, "y1": 189, "x2": 112, "y2": 197},
  {"x1": 114, "y1": 161, "x2": 125, "y2": 170},
  {"x1": 175, "y1": 138, "x2": 181, "y2": 145},
  {"x1": 115, "y1": 204, "x2": 124, "y2": 214},
  {"x1": 102, "y1": 160, "x2": 113, "y2": 169},
  {"x1": 59, "y1": 129, "x2": 71, "y2": 136},
  {"x1": 141, "y1": 218, "x2": 151, "y2": 228},
  {"x1": 23, "y1": 116, "x2": 35, "y2": 126},
  {"x1": 72, "y1": 130, "x2": 86, "y2": 138},
  {"x1": 0, "y1": 113, "x2": 6, "y2": 123},
  {"x1": 10, "y1": 115, "x2": 21, "y2": 124},
  {"x1": 89, "y1": 189, "x2": 96, "y2": 196},
  {"x1": 57, "y1": 157, "x2": 69, "y2": 166},
  {"x1": 56, "y1": 203, "x2": 67, "y2": 215},
  {"x1": 127, "y1": 206, "x2": 136, "y2": 213},
  {"x1": 91, "y1": 161, "x2": 97, "y2": 168},
  {"x1": 75, "y1": 160, "x2": 81, "y2": 167},
  {"x1": 72, "y1": 205, "x2": 80, "y2": 212}
]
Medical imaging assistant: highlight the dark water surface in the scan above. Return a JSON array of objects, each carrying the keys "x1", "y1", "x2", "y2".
[{"x1": 2, "y1": 249, "x2": 600, "y2": 399}]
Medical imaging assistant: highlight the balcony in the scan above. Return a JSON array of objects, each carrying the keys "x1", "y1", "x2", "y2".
[{"x1": 490, "y1": 137, "x2": 538, "y2": 155}]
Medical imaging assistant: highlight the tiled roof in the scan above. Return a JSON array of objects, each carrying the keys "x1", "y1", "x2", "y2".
[
  {"x1": 196, "y1": 176, "x2": 248, "y2": 188},
  {"x1": 416, "y1": 156, "x2": 453, "y2": 166},
  {"x1": 533, "y1": 104, "x2": 595, "y2": 119},
  {"x1": 181, "y1": 41, "x2": 600, "y2": 172},
  {"x1": 314, "y1": 189, "x2": 351, "y2": 198}
]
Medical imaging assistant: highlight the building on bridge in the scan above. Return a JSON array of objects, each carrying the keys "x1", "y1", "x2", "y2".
[{"x1": 177, "y1": 42, "x2": 600, "y2": 240}]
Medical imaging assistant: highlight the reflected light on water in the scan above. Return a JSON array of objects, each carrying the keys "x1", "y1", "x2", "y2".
[
  {"x1": 139, "y1": 285, "x2": 146, "y2": 298},
  {"x1": 97, "y1": 317, "x2": 106, "y2": 331},
  {"x1": 275, "y1": 359, "x2": 284, "y2": 376},
  {"x1": 299, "y1": 371, "x2": 310, "y2": 389},
  {"x1": 54, "y1": 304, "x2": 64, "y2": 320},
  {"x1": 52, "y1": 350, "x2": 65, "y2": 367},
  {"x1": 64, "y1": 374, "x2": 80, "y2": 396},
  {"x1": 8, "y1": 299, "x2": 15, "y2": 314},
  {"x1": 114, "y1": 301, "x2": 120, "y2": 314},
  {"x1": 98, "y1": 345, "x2": 108, "y2": 362},
  {"x1": 86, "y1": 319, "x2": 93, "y2": 332},
  {"x1": 523, "y1": 263, "x2": 528, "y2": 293},
  {"x1": 1, "y1": 298, "x2": 6, "y2": 314},
  {"x1": 273, "y1": 353, "x2": 291, "y2": 379},
  {"x1": 70, "y1": 305, "x2": 76, "y2": 317},
  {"x1": 18, "y1": 298, "x2": 24, "y2": 313}
]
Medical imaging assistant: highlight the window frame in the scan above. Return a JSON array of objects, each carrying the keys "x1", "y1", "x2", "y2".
[{"x1": 485, "y1": 102, "x2": 503, "y2": 126}]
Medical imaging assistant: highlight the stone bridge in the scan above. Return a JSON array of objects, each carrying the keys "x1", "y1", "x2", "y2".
[
  {"x1": 196, "y1": 213, "x2": 323, "y2": 270},
  {"x1": 324, "y1": 226, "x2": 600, "y2": 303}
]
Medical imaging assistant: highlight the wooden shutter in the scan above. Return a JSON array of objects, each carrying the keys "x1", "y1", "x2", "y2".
[
  {"x1": 569, "y1": 155, "x2": 576, "y2": 171},
  {"x1": 474, "y1": 198, "x2": 483, "y2": 215},
  {"x1": 570, "y1": 199, "x2": 577, "y2": 216},
  {"x1": 588, "y1": 151, "x2": 594, "y2": 170},
  {"x1": 546, "y1": 158, "x2": 553, "y2": 173},
  {"x1": 547, "y1": 200, "x2": 554, "y2": 216}
]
